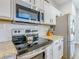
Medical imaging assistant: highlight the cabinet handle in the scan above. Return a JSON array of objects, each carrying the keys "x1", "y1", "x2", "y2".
[
  {"x1": 34, "y1": 0, "x2": 35, "y2": 4},
  {"x1": 58, "y1": 45, "x2": 61, "y2": 50},
  {"x1": 30, "y1": 0, "x2": 31, "y2": 2},
  {"x1": 55, "y1": 42, "x2": 58, "y2": 45},
  {"x1": 50, "y1": 19, "x2": 53, "y2": 23}
]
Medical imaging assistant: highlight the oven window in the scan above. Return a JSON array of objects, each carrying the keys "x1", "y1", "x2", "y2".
[
  {"x1": 12, "y1": 35, "x2": 27, "y2": 45},
  {"x1": 31, "y1": 52, "x2": 45, "y2": 59}
]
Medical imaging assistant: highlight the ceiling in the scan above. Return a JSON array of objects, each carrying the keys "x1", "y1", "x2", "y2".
[
  {"x1": 73, "y1": 0, "x2": 79, "y2": 9},
  {"x1": 51, "y1": 0, "x2": 79, "y2": 9},
  {"x1": 51, "y1": 0, "x2": 72, "y2": 6}
]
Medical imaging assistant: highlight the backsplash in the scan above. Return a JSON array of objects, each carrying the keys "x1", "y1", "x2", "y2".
[
  {"x1": 38, "y1": 25, "x2": 50, "y2": 37},
  {"x1": 0, "y1": 22, "x2": 12, "y2": 42},
  {"x1": 0, "y1": 22, "x2": 50, "y2": 42}
]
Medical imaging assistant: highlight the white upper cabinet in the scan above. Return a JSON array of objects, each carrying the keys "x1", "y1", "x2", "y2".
[
  {"x1": 50, "y1": 6, "x2": 61, "y2": 25},
  {"x1": 21, "y1": 0, "x2": 31, "y2": 4},
  {"x1": 22, "y1": 0, "x2": 44, "y2": 11},
  {"x1": 44, "y1": 1, "x2": 51, "y2": 24},
  {"x1": 49, "y1": 4, "x2": 56, "y2": 25},
  {"x1": 0, "y1": 0, "x2": 61, "y2": 24},
  {"x1": 44, "y1": 1, "x2": 61, "y2": 25},
  {"x1": 35, "y1": 0, "x2": 44, "y2": 11},
  {"x1": 30, "y1": 0, "x2": 44, "y2": 11},
  {"x1": 0, "y1": 0, "x2": 13, "y2": 19}
]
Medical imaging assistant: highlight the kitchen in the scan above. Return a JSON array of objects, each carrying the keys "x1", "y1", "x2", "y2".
[{"x1": 0, "y1": 0, "x2": 78, "y2": 59}]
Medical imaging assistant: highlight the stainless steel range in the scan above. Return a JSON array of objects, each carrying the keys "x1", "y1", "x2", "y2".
[{"x1": 12, "y1": 28, "x2": 38, "y2": 55}]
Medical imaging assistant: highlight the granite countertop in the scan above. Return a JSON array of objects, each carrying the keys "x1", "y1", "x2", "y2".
[
  {"x1": 51, "y1": 35, "x2": 64, "y2": 41},
  {"x1": 41, "y1": 35, "x2": 64, "y2": 41},
  {"x1": 0, "y1": 41, "x2": 17, "y2": 59},
  {"x1": 17, "y1": 36, "x2": 63, "y2": 58}
]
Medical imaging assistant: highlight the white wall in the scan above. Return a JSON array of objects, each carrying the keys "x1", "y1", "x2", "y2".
[
  {"x1": 75, "y1": 9, "x2": 79, "y2": 42},
  {"x1": 72, "y1": 3, "x2": 77, "y2": 16},
  {"x1": 60, "y1": 2, "x2": 76, "y2": 16}
]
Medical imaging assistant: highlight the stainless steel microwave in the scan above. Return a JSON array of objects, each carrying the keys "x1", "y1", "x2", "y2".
[{"x1": 14, "y1": 0, "x2": 44, "y2": 23}]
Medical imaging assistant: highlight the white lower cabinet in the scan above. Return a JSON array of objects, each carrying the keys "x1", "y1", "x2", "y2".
[
  {"x1": 46, "y1": 38, "x2": 63, "y2": 59},
  {"x1": 44, "y1": 1, "x2": 61, "y2": 25},
  {"x1": 45, "y1": 45, "x2": 53, "y2": 59},
  {"x1": 53, "y1": 40, "x2": 61, "y2": 59}
]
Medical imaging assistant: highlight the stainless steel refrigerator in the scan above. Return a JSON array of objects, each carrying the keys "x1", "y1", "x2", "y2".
[{"x1": 54, "y1": 14, "x2": 76, "y2": 59}]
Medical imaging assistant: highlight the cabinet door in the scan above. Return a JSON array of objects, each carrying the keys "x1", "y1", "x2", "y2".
[
  {"x1": 30, "y1": 0, "x2": 37, "y2": 10},
  {"x1": 50, "y1": 5, "x2": 61, "y2": 25},
  {"x1": 46, "y1": 45, "x2": 53, "y2": 59},
  {"x1": 53, "y1": 39, "x2": 64, "y2": 59},
  {"x1": 0, "y1": 0, "x2": 11, "y2": 18},
  {"x1": 44, "y1": 1, "x2": 59, "y2": 25},
  {"x1": 35, "y1": 0, "x2": 44, "y2": 11},
  {"x1": 49, "y1": 5, "x2": 56, "y2": 25},
  {"x1": 44, "y1": 1, "x2": 51, "y2": 24},
  {"x1": 21, "y1": 0, "x2": 31, "y2": 4},
  {"x1": 51, "y1": 6, "x2": 56, "y2": 25},
  {"x1": 53, "y1": 40, "x2": 61, "y2": 59}
]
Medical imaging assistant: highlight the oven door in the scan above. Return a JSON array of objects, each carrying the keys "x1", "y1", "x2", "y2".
[
  {"x1": 31, "y1": 52, "x2": 45, "y2": 59},
  {"x1": 12, "y1": 35, "x2": 27, "y2": 45}
]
